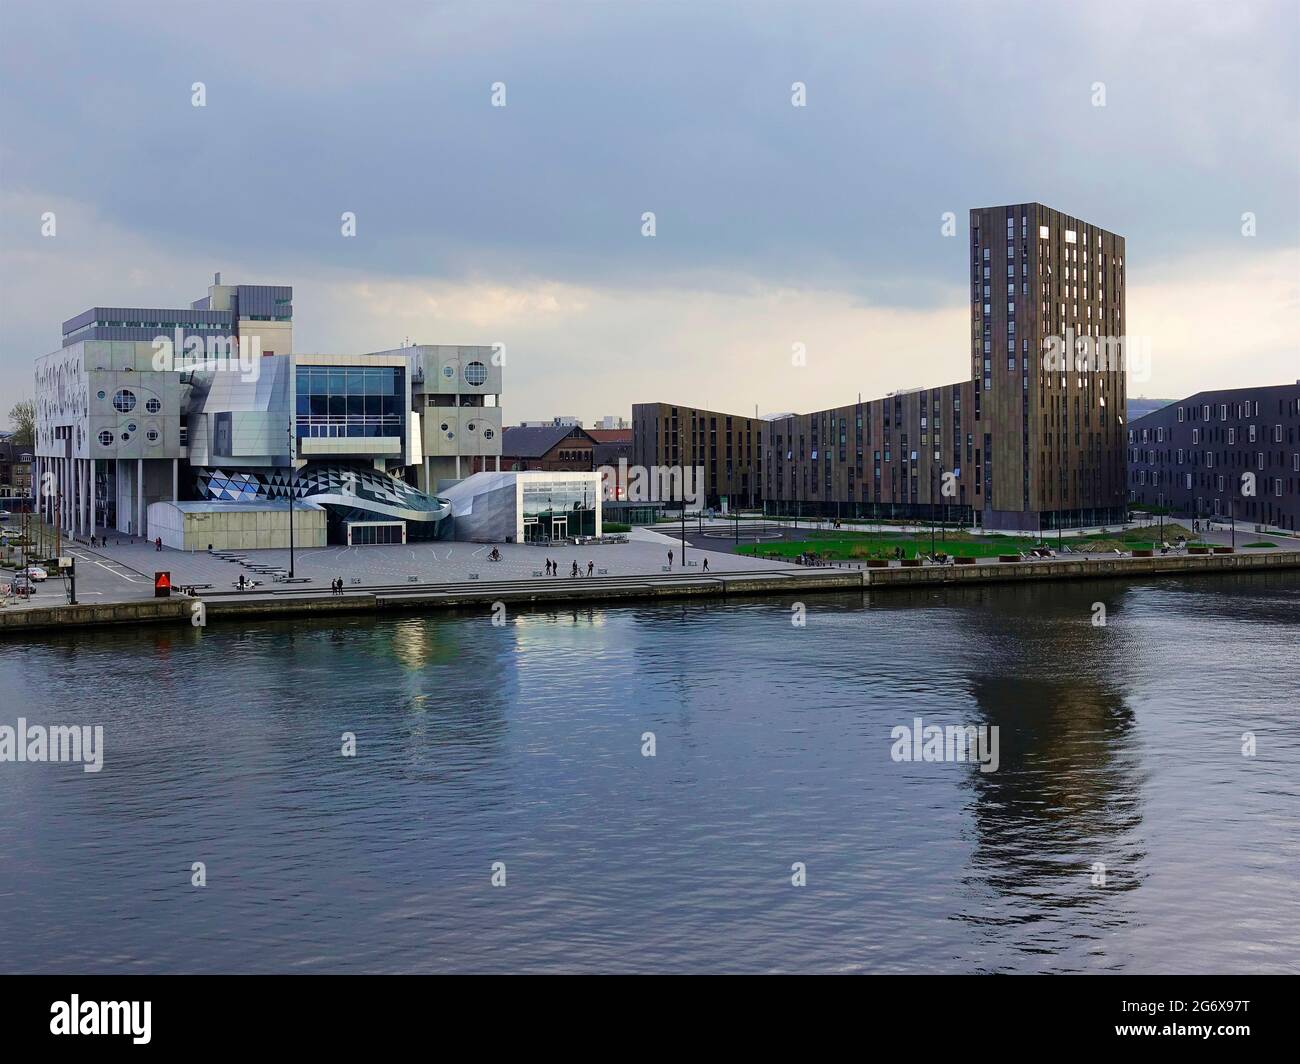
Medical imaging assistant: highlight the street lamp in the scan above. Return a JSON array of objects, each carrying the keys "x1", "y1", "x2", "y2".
[
  {"x1": 930, "y1": 465, "x2": 936, "y2": 558},
  {"x1": 287, "y1": 418, "x2": 295, "y2": 577}
]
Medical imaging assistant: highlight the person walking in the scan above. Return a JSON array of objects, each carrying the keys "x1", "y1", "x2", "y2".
[
  {"x1": 702, "y1": 557, "x2": 709, "y2": 572},
  {"x1": 155, "y1": 536, "x2": 163, "y2": 551},
  {"x1": 571, "y1": 560, "x2": 579, "y2": 578},
  {"x1": 587, "y1": 560, "x2": 594, "y2": 577},
  {"x1": 668, "y1": 549, "x2": 674, "y2": 568}
]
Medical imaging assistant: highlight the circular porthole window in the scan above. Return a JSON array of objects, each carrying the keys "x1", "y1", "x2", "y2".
[
  {"x1": 98, "y1": 430, "x2": 114, "y2": 446},
  {"x1": 113, "y1": 389, "x2": 136, "y2": 412},
  {"x1": 97, "y1": 390, "x2": 106, "y2": 401},
  {"x1": 483, "y1": 428, "x2": 494, "y2": 440},
  {"x1": 467, "y1": 422, "x2": 476, "y2": 432},
  {"x1": 464, "y1": 361, "x2": 487, "y2": 386},
  {"x1": 120, "y1": 432, "x2": 131, "y2": 442},
  {"x1": 445, "y1": 431, "x2": 454, "y2": 440},
  {"x1": 442, "y1": 366, "x2": 455, "y2": 379},
  {"x1": 440, "y1": 422, "x2": 449, "y2": 432},
  {"x1": 146, "y1": 428, "x2": 160, "y2": 443},
  {"x1": 127, "y1": 422, "x2": 137, "y2": 433},
  {"x1": 145, "y1": 398, "x2": 161, "y2": 413}
]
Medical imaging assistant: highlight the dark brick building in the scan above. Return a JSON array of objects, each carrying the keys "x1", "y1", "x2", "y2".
[
  {"x1": 642, "y1": 203, "x2": 1129, "y2": 529},
  {"x1": 968, "y1": 203, "x2": 1128, "y2": 529},
  {"x1": 0, "y1": 437, "x2": 34, "y2": 502},
  {"x1": 631, "y1": 403, "x2": 762, "y2": 509},
  {"x1": 763, "y1": 383, "x2": 977, "y2": 522},
  {"x1": 1127, "y1": 383, "x2": 1300, "y2": 533},
  {"x1": 499, "y1": 424, "x2": 598, "y2": 472}
]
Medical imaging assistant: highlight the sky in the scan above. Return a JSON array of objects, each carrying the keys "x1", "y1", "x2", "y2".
[{"x1": 2, "y1": 0, "x2": 1297, "y2": 425}]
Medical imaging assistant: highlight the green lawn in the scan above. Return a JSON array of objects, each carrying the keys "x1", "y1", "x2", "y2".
[
  {"x1": 738, "y1": 531, "x2": 1042, "y2": 561},
  {"x1": 736, "y1": 523, "x2": 1217, "y2": 561}
]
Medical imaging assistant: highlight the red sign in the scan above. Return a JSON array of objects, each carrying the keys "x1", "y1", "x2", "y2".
[{"x1": 154, "y1": 571, "x2": 172, "y2": 598}]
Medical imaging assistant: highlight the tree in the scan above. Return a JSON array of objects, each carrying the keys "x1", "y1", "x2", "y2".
[{"x1": 8, "y1": 400, "x2": 34, "y2": 445}]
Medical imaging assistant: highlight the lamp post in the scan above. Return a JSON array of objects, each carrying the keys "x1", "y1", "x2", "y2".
[
  {"x1": 930, "y1": 465, "x2": 936, "y2": 558},
  {"x1": 678, "y1": 426, "x2": 687, "y2": 567},
  {"x1": 287, "y1": 418, "x2": 295, "y2": 577},
  {"x1": 681, "y1": 499, "x2": 687, "y2": 566}
]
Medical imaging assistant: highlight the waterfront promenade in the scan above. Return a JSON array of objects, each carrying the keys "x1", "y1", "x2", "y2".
[{"x1": 3, "y1": 524, "x2": 1299, "y2": 633}]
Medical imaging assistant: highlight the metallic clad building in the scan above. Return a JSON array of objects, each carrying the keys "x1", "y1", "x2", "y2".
[{"x1": 33, "y1": 277, "x2": 505, "y2": 545}]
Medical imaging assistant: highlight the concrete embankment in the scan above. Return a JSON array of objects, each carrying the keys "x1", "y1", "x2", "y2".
[
  {"x1": 3, "y1": 551, "x2": 1298, "y2": 634},
  {"x1": 863, "y1": 548, "x2": 1300, "y2": 588},
  {"x1": 0, "y1": 569, "x2": 861, "y2": 633},
  {"x1": 0, "y1": 597, "x2": 196, "y2": 634}
]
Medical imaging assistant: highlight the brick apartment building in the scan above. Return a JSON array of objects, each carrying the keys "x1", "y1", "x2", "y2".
[
  {"x1": 1127, "y1": 382, "x2": 1300, "y2": 532},
  {"x1": 631, "y1": 403, "x2": 763, "y2": 510},
  {"x1": 638, "y1": 203, "x2": 1128, "y2": 530},
  {"x1": 499, "y1": 424, "x2": 598, "y2": 472}
]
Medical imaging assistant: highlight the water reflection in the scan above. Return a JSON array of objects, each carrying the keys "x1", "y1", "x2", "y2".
[{"x1": 0, "y1": 571, "x2": 1296, "y2": 973}]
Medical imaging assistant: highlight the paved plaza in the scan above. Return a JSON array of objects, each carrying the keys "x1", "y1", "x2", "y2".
[
  {"x1": 0, "y1": 526, "x2": 787, "y2": 606},
  {"x1": 4, "y1": 518, "x2": 1297, "y2": 611}
]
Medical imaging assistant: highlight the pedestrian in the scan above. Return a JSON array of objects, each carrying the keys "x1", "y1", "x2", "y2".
[
  {"x1": 587, "y1": 560, "x2": 594, "y2": 577},
  {"x1": 89, "y1": 535, "x2": 96, "y2": 548},
  {"x1": 155, "y1": 536, "x2": 162, "y2": 551},
  {"x1": 702, "y1": 557, "x2": 709, "y2": 572},
  {"x1": 668, "y1": 549, "x2": 674, "y2": 567},
  {"x1": 571, "y1": 560, "x2": 579, "y2": 578}
]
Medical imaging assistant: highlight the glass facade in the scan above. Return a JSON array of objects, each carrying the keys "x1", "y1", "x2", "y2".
[
  {"x1": 295, "y1": 366, "x2": 405, "y2": 439},
  {"x1": 347, "y1": 522, "x2": 405, "y2": 545},
  {"x1": 521, "y1": 479, "x2": 597, "y2": 540}
]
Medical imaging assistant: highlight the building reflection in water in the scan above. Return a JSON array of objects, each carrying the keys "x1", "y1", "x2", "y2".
[{"x1": 883, "y1": 580, "x2": 1148, "y2": 969}]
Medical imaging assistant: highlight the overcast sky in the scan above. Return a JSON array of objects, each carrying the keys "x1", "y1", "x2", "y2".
[{"x1": 2, "y1": 0, "x2": 1297, "y2": 423}]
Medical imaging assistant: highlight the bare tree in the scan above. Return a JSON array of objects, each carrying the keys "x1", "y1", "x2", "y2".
[{"x1": 8, "y1": 400, "x2": 35, "y2": 445}]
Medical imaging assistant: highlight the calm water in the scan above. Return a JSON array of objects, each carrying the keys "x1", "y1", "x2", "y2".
[{"x1": 2, "y1": 573, "x2": 1298, "y2": 973}]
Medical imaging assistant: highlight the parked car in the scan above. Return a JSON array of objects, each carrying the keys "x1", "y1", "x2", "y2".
[
  {"x1": 10, "y1": 574, "x2": 34, "y2": 595},
  {"x1": 24, "y1": 565, "x2": 48, "y2": 582}
]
